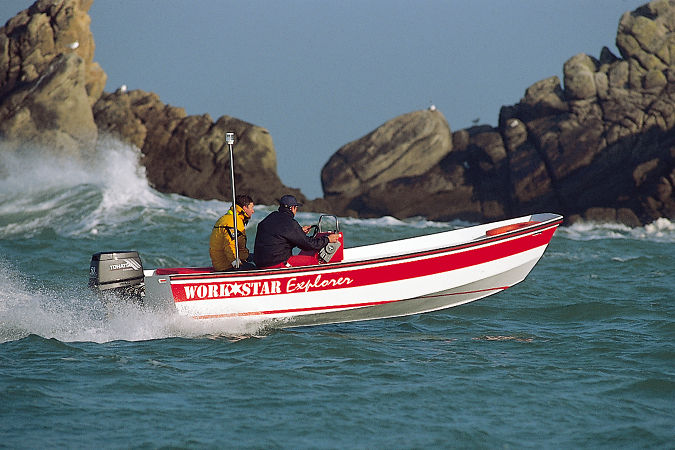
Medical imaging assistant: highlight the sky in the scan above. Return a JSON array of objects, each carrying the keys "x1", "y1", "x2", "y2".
[{"x1": 1, "y1": 0, "x2": 646, "y2": 198}]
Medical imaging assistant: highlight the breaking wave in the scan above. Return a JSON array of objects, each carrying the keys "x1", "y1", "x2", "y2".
[
  {"x1": 559, "y1": 217, "x2": 675, "y2": 243},
  {"x1": 0, "y1": 256, "x2": 268, "y2": 344}
]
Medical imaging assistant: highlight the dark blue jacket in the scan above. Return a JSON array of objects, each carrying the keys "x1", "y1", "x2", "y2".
[{"x1": 253, "y1": 208, "x2": 329, "y2": 268}]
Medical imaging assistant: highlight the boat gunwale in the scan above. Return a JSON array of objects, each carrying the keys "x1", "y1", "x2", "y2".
[{"x1": 161, "y1": 214, "x2": 563, "y2": 281}]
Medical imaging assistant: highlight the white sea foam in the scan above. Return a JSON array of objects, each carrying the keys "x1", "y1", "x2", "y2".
[
  {"x1": 559, "y1": 218, "x2": 675, "y2": 243},
  {"x1": 0, "y1": 138, "x2": 153, "y2": 198},
  {"x1": 0, "y1": 137, "x2": 170, "y2": 237},
  {"x1": 95, "y1": 136, "x2": 168, "y2": 210},
  {"x1": 640, "y1": 217, "x2": 675, "y2": 238},
  {"x1": 338, "y1": 215, "x2": 461, "y2": 229},
  {"x1": 0, "y1": 257, "x2": 267, "y2": 344}
]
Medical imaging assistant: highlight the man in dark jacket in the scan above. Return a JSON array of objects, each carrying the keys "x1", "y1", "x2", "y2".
[{"x1": 254, "y1": 195, "x2": 339, "y2": 268}]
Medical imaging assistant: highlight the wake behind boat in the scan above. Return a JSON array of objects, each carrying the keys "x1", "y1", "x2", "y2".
[{"x1": 89, "y1": 212, "x2": 562, "y2": 329}]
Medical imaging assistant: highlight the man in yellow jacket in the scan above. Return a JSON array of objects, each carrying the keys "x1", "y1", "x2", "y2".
[{"x1": 209, "y1": 194, "x2": 255, "y2": 271}]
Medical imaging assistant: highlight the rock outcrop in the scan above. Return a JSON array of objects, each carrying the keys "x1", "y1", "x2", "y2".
[
  {"x1": 321, "y1": 0, "x2": 675, "y2": 225},
  {"x1": 322, "y1": 109, "x2": 453, "y2": 200},
  {"x1": 0, "y1": 0, "x2": 104, "y2": 157},
  {"x1": 93, "y1": 90, "x2": 303, "y2": 204}
]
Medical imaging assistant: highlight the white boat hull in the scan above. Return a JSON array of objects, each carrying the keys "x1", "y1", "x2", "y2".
[{"x1": 140, "y1": 213, "x2": 562, "y2": 329}]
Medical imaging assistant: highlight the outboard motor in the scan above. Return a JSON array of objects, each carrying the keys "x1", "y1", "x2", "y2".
[{"x1": 89, "y1": 251, "x2": 145, "y2": 300}]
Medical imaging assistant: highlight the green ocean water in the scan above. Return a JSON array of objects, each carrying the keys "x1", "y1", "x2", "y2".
[{"x1": 1, "y1": 143, "x2": 673, "y2": 448}]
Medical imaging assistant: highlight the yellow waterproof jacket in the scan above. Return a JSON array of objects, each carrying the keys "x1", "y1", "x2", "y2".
[{"x1": 209, "y1": 205, "x2": 250, "y2": 271}]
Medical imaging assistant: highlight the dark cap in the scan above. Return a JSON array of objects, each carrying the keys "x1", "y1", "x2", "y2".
[{"x1": 279, "y1": 194, "x2": 303, "y2": 207}]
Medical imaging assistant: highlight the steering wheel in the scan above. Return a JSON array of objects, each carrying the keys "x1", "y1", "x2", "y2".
[{"x1": 307, "y1": 224, "x2": 319, "y2": 237}]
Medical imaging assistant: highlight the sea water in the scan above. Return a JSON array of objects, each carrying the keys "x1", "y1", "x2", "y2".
[{"x1": 1, "y1": 141, "x2": 673, "y2": 448}]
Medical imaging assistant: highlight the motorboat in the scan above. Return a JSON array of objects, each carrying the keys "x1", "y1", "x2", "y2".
[{"x1": 89, "y1": 212, "x2": 563, "y2": 329}]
